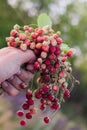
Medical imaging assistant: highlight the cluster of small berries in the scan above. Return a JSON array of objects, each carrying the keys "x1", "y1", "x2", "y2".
[{"x1": 6, "y1": 24, "x2": 75, "y2": 126}]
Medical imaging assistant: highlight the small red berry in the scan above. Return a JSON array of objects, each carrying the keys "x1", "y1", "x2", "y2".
[
  {"x1": 26, "y1": 99, "x2": 34, "y2": 105},
  {"x1": 49, "y1": 46, "x2": 56, "y2": 53},
  {"x1": 40, "y1": 104, "x2": 45, "y2": 111},
  {"x1": 17, "y1": 110, "x2": 24, "y2": 117},
  {"x1": 34, "y1": 62, "x2": 40, "y2": 71},
  {"x1": 25, "y1": 112, "x2": 32, "y2": 119},
  {"x1": 35, "y1": 92, "x2": 41, "y2": 99},
  {"x1": 22, "y1": 103, "x2": 29, "y2": 110},
  {"x1": 44, "y1": 117, "x2": 50, "y2": 124},
  {"x1": 42, "y1": 85, "x2": 49, "y2": 93},
  {"x1": 48, "y1": 94, "x2": 54, "y2": 101},
  {"x1": 20, "y1": 120, "x2": 26, "y2": 126},
  {"x1": 67, "y1": 51, "x2": 73, "y2": 57},
  {"x1": 64, "y1": 89, "x2": 70, "y2": 99},
  {"x1": 26, "y1": 90, "x2": 32, "y2": 99},
  {"x1": 24, "y1": 39, "x2": 30, "y2": 46}
]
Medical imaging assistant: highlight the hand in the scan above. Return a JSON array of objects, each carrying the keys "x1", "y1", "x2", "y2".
[{"x1": 0, "y1": 47, "x2": 35, "y2": 96}]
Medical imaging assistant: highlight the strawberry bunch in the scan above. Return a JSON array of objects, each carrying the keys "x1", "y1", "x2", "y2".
[{"x1": 6, "y1": 23, "x2": 77, "y2": 126}]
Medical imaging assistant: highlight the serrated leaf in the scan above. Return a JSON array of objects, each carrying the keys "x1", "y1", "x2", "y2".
[
  {"x1": 60, "y1": 43, "x2": 70, "y2": 52},
  {"x1": 37, "y1": 13, "x2": 52, "y2": 28}
]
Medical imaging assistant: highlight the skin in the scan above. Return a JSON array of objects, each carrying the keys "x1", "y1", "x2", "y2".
[{"x1": 0, "y1": 47, "x2": 35, "y2": 96}]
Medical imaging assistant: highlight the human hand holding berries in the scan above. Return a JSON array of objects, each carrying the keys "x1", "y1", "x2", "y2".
[{"x1": 0, "y1": 47, "x2": 35, "y2": 96}]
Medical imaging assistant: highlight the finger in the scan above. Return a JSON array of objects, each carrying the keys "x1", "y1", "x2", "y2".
[
  {"x1": 7, "y1": 75, "x2": 27, "y2": 90},
  {"x1": 18, "y1": 49, "x2": 36, "y2": 65},
  {"x1": 1, "y1": 81, "x2": 20, "y2": 96},
  {"x1": 17, "y1": 68, "x2": 34, "y2": 83},
  {"x1": 26, "y1": 64, "x2": 34, "y2": 73},
  {"x1": 0, "y1": 47, "x2": 13, "y2": 56}
]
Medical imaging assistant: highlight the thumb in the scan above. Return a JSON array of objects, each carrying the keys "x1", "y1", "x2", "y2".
[{"x1": 17, "y1": 49, "x2": 36, "y2": 65}]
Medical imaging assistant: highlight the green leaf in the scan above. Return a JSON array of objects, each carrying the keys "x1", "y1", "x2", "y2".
[
  {"x1": 60, "y1": 43, "x2": 70, "y2": 52},
  {"x1": 37, "y1": 13, "x2": 52, "y2": 28}
]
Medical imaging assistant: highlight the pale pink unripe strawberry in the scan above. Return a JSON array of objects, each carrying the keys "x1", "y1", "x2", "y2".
[
  {"x1": 56, "y1": 37, "x2": 63, "y2": 45},
  {"x1": 53, "y1": 34, "x2": 58, "y2": 39},
  {"x1": 14, "y1": 24, "x2": 20, "y2": 30},
  {"x1": 30, "y1": 42, "x2": 35, "y2": 49},
  {"x1": 36, "y1": 43, "x2": 42, "y2": 49},
  {"x1": 42, "y1": 45, "x2": 49, "y2": 52},
  {"x1": 6, "y1": 37, "x2": 10, "y2": 42},
  {"x1": 23, "y1": 25, "x2": 29, "y2": 31},
  {"x1": 19, "y1": 33, "x2": 26, "y2": 41},
  {"x1": 41, "y1": 64, "x2": 46, "y2": 70},
  {"x1": 50, "y1": 39, "x2": 57, "y2": 46},
  {"x1": 59, "y1": 71, "x2": 66, "y2": 78},
  {"x1": 41, "y1": 51, "x2": 47, "y2": 58},
  {"x1": 37, "y1": 58, "x2": 43, "y2": 64},
  {"x1": 53, "y1": 85, "x2": 59, "y2": 92},
  {"x1": 37, "y1": 36, "x2": 43, "y2": 43},
  {"x1": 20, "y1": 43, "x2": 27, "y2": 51}
]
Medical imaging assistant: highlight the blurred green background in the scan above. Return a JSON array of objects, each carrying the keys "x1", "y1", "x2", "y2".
[{"x1": 0, "y1": 0, "x2": 87, "y2": 130}]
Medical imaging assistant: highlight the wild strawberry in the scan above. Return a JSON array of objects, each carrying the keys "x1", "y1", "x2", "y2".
[
  {"x1": 40, "y1": 105, "x2": 45, "y2": 111},
  {"x1": 17, "y1": 110, "x2": 24, "y2": 117},
  {"x1": 22, "y1": 103, "x2": 29, "y2": 110},
  {"x1": 53, "y1": 85, "x2": 59, "y2": 92},
  {"x1": 64, "y1": 89, "x2": 70, "y2": 99},
  {"x1": 35, "y1": 92, "x2": 41, "y2": 99},
  {"x1": 26, "y1": 90, "x2": 32, "y2": 99},
  {"x1": 30, "y1": 107, "x2": 37, "y2": 114},
  {"x1": 42, "y1": 85, "x2": 49, "y2": 93},
  {"x1": 20, "y1": 43, "x2": 27, "y2": 51},
  {"x1": 36, "y1": 29, "x2": 44, "y2": 35},
  {"x1": 20, "y1": 120, "x2": 26, "y2": 126},
  {"x1": 37, "y1": 36, "x2": 43, "y2": 42},
  {"x1": 30, "y1": 42, "x2": 35, "y2": 49},
  {"x1": 41, "y1": 64, "x2": 46, "y2": 70},
  {"x1": 45, "y1": 59, "x2": 51, "y2": 65},
  {"x1": 25, "y1": 112, "x2": 32, "y2": 119},
  {"x1": 36, "y1": 43, "x2": 42, "y2": 49},
  {"x1": 42, "y1": 45, "x2": 49, "y2": 52},
  {"x1": 34, "y1": 62, "x2": 40, "y2": 71},
  {"x1": 44, "y1": 117, "x2": 50, "y2": 124},
  {"x1": 56, "y1": 37, "x2": 63, "y2": 45},
  {"x1": 19, "y1": 33, "x2": 26, "y2": 40},
  {"x1": 26, "y1": 99, "x2": 34, "y2": 105},
  {"x1": 24, "y1": 39, "x2": 30, "y2": 46},
  {"x1": 48, "y1": 94, "x2": 54, "y2": 101},
  {"x1": 59, "y1": 71, "x2": 66, "y2": 78},
  {"x1": 41, "y1": 51, "x2": 47, "y2": 58},
  {"x1": 49, "y1": 46, "x2": 56, "y2": 53},
  {"x1": 67, "y1": 51, "x2": 73, "y2": 57},
  {"x1": 10, "y1": 29, "x2": 18, "y2": 37}
]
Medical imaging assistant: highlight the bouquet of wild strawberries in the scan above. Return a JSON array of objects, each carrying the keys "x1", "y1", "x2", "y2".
[{"x1": 6, "y1": 14, "x2": 79, "y2": 126}]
